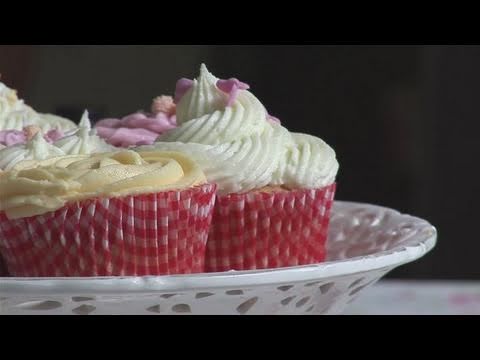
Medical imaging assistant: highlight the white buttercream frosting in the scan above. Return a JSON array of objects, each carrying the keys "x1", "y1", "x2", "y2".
[{"x1": 142, "y1": 64, "x2": 339, "y2": 194}]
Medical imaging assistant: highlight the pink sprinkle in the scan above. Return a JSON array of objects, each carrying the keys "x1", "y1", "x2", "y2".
[
  {"x1": 0, "y1": 130, "x2": 26, "y2": 146},
  {"x1": 122, "y1": 112, "x2": 177, "y2": 133},
  {"x1": 96, "y1": 126, "x2": 160, "y2": 147},
  {"x1": 175, "y1": 78, "x2": 194, "y2": 103},
  {"x1": 217, "y1": 78, "x2": 250, "y2": 107},
  {"x1": 152, "y1": 96, "x2": 176, "y2": 115},
  {"x1": 94, "y1": 111, "x2": 176, "y2": 148},
  {"x1": 0, "y1": 128, "x2": 66, "y2": 146},
  {"x1": 267, "y1": 114, "x2": 281, "y2": 124},
  {"x1": 44, "y1": 129, "x2": 65, "y2": 143}
]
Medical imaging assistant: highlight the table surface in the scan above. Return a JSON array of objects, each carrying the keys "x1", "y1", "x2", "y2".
[{"x1": 343, "y1": 280, "x2": 480, "y2": 315}]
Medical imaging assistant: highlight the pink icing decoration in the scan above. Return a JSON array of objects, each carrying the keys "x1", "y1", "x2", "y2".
[
  {"x1": 0, "y1": 128, "x2": 65, "y2": 146},
  {"x1": 216, "y1": 78, "x2": 250, "y2": 107},
  {"x1": 122, "y1": 113, "x2": 176, "y2": 133},
  {"x1": 267, "y1": 114, "x2": 281, "y2": 124},
  {"x1": 44, "y1": 129, "x2": 65, "y2": 143},
  {"x1": 152, "y1": 96, "x2": 176, "y2": 115},
  {"x1": 174, "y1": 78, "x2": 194, "y2": 103},
  {"x1": 95, "y1": 112, "x2": 177, "y2": 148},
  {"x1": 0, "y1": 130, "x2": 26, "y2": 146},
  {"x1": 96, "y1": 126, "x2": 161, "y2": 148},
  {"x1": 173, "y1": 74, "x2": 251, "y2": 108}
]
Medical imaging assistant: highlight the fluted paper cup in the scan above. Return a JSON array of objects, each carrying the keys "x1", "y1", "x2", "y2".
[
  {"x1": 0, "y1": 184, "x2": 216, "y2": 277},
  {"x1": 206, "y1": 183, "x2": 336, "y2": 272}
]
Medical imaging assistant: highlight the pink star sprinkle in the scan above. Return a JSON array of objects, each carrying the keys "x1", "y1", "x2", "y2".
[
  {"x1": 267, "y1": 114, "x2": 281, "y2": 124},
  {"x1": 216, "y1": 78, "x2": 250, "y2": 106},
  {"x1": 174, "y1": 78, "x2": 194, "y2": 103},
  {"x1": 151, "y1": 96, "x2": 176, "y2": 115}
]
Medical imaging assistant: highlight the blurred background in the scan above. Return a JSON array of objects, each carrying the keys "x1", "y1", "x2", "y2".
[{"x1": 0, "y1": 45, "x2": 476, "y2": 280}]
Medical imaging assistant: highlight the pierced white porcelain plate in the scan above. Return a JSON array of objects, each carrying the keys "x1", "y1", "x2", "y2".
[{"x1": 0, "y1": 201, "x2": 437, "y2": 315}]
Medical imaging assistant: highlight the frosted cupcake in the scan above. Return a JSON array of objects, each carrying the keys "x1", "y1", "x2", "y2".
[
  {"x1": 95, "y1": 96, "x2": 177, "y2": 147},
  {"x1": 143, "y1": 64, "x2": 339, "y2": 272},
  {"x1": 0, "y1": 81, "x2": 76, "y2": 132},
  {"x1": 0, "y1": 150, "x2": 217, "y2": 276}
]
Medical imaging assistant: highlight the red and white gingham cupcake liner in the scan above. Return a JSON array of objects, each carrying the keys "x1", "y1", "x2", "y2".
[
  {"x1": 205, "y1": 183, "x2": 336, "y2": 272},
  {"x1": 0, "y1": 183, "x2": 216, "y2": 277}
]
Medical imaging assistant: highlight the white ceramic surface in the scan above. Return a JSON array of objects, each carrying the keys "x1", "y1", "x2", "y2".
[
  {"x1": 0, "y1": 201, "x2": 437, "y2": 315},
  {"x1": 344, "y1": 280, "x2": 480, "y2": 315}
]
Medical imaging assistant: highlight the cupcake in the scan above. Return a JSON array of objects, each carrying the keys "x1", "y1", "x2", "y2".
[
  {"x1": 0, "y1": 150, "x2": 216, "y2": 276},
  {"x1": 95, "y1": 96, "x2": 177, "y2": 147},
  {"x1": 142, "y1": 64, "x2": 339, "y2": 272},
  {"x1": 0, "y1": 81, "x2": 76, "y2": 132}
]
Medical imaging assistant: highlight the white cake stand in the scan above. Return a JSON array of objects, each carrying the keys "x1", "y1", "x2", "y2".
[{"x1": 0, "y1": 201, "x2": 437, "y2": 315}]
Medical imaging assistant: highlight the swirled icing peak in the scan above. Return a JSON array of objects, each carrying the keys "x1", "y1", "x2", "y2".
[
  {"x1": 54, "y1": 110, "x2": 115, "y2": 154},
  {"x1": 144, "y1": 64, "x2": 339, "y2": 194}
]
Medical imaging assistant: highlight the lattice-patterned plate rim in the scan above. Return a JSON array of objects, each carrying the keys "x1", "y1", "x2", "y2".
[{"x1": 0, "y1": 201, "x2": 437, "y2": 296}]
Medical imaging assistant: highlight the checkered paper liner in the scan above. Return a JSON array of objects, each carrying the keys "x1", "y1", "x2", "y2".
[
  {"x1": 0, "y1": 183, "x2": 216, "y2": 277},
  {"x1": 205, "y1": 183, "x2": 336, "y2": 272}
]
